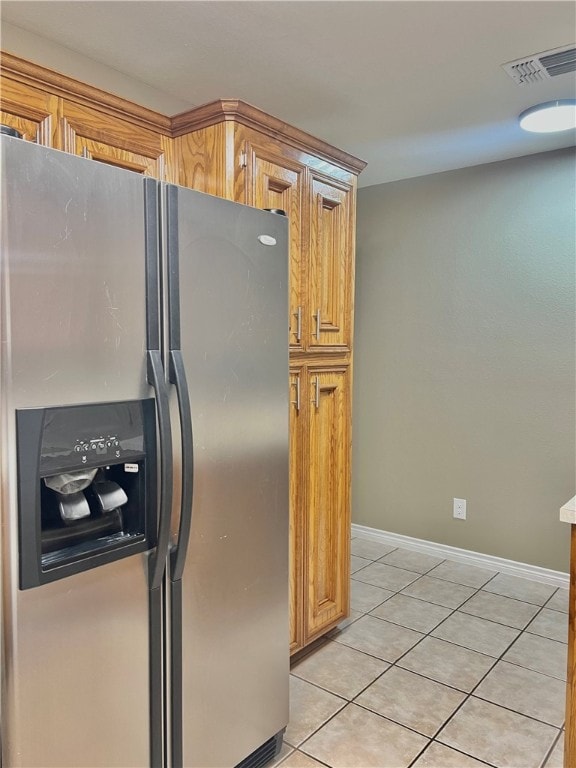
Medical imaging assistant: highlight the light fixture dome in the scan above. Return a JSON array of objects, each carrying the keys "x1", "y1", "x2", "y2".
[{"x1": 519, "y1": 100, "x2": 576, "y2": 133}]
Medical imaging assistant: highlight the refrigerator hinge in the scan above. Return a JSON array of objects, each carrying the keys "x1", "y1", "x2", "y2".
[{"x1": 239, "y1": 151, "x2": 247, "y2": 169}]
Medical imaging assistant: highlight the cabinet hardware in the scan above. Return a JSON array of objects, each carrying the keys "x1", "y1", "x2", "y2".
[
  {"x1": 314, "y1": 308, "x2": 321, "y2": 340},
  {"x1": 312, "y1": 376, "x2": 320, "y2": 409},
  {"x1": 291, "y1": 375, "x2": 300, "y2": 412},
  {"x1": 82, "y1": 146, "x2": 89, "y2": 159},
  {"x1": 239, "y1": 151, "x2": 247, "y2": 169},
  {"x1": 293, "y1": 306, "x2": 302, "y2": 343}
]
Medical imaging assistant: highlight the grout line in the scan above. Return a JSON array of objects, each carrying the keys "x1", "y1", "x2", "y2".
[
  {"x1": 539, "y1": 728, "x2": 564, "y2": 768},
  {"x1": 290, "y1": 545, "x2": 566, "y2": 768}
]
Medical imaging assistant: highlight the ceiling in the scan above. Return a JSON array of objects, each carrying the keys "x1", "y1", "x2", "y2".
[{"x1": 1, "y1": 1, "x2": 575, "y2": 187}]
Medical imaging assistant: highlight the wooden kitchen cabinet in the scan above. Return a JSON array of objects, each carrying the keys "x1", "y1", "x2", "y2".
[
  {"x1": 289, "y1": 363, "x2": 352, "y2": 647},
  {"x1": 0, "y1": 59, "x2": 365, "y2": 655},
  {"x1": 308, "y1": 173, "x2": 354, "y2": 353},
  {"x1": 0, "y1": 77, "x2": 59, "y2": 146},
  {"x1": 289, "y1": 365, "x2": 305, "y2": 652},
  {"x1": 60, "y1": 101, "x2": 171, "y2": 179},
  {"x1": 245, "y1": 144, "x2": 307, "y2": 351},
  {"x1": 305, "y1": 364, "x2": 351, "y2": 641},
  {"x1": 173, "y1": 106, "x2": 363, "y2": 651}
]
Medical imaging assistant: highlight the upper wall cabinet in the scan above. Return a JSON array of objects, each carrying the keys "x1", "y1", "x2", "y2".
[
  {"x1": 0, "y1": 53, "x2": 176, "y2": 181},
  {"x1": 308, "y1": 173, "x2": 354, "y2": 352},
  {"x1": 243, "y1": 140, "x2": 307, "y2": 350},
  {"x1": 173, "y1": 103, "x2": 364, "y2": 355},
  {"x1": 0, "y1": 78, "x2": 59, "y2": 145},
  {"x1": 60, "y1": 101, "x2": 172, "y2": 179}
]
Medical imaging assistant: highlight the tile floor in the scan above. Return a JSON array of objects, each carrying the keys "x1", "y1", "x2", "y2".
[{"x1": 273, "y1": 535, "x2": 569, "y2": 768}]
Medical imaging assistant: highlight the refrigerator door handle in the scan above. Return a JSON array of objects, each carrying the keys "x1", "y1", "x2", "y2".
[
  {"x1": 169, "y1": 349, "x2": 194, "y2": 582},
  {"x1": 144, "y1": 177, "x2": 173, "y2": 590},
  {"x1": 146, "y1": 354, "x2": 173, "y2": 589},
  {"x1": 165, "y1": 184, "x2": 194, "y2": 583}
]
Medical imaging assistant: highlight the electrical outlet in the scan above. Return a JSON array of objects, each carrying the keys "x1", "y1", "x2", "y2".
[{"x1": 453, "y1": 498, "x2": 467, "y2": 520}]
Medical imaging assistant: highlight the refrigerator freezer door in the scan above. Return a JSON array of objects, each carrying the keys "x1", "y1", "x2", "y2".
[
  {"x1": 171, "y1": 188, "x2": 289, "y2": 767},
  {"x1": 0, "y1": 137, "x2": 152, "y2": 767}
]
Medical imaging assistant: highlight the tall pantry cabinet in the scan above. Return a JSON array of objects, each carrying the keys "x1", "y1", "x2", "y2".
[{"x1": 0, "y1": 54, "x2": 366, "y2": 655}]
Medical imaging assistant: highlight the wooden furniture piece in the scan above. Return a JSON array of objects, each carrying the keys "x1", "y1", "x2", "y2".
[
  {"x1": 560, "y1": 497, "x2": 576, "y2": 768},
  {"x1": 0, "y1": 52, "x2": 366, "y2": 655}
]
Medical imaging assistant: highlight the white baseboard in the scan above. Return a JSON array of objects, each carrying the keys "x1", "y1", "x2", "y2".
[{"x1": 351, "y1": 523, "x2": 569, "y2": 589}]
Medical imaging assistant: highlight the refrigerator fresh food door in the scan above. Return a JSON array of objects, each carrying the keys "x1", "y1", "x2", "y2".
[
  {"x1": 0, "y1": 136, "x2": 156, "y2": 767},
  {"x1": 166, "y1": 186, "x2": 289, "y2": 768}
]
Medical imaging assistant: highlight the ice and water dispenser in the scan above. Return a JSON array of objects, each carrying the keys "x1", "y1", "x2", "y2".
[{"x1": 17, "y1": 400, "x2": 156, "y2": 589}]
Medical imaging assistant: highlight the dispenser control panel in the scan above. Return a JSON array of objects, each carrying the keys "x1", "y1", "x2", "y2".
[
  {"x1": 74, "y1": 435, "x2": 122, "y2": 460},
  {"x1": 25, "y1": 399, "x2": 155, "y2": 474}
]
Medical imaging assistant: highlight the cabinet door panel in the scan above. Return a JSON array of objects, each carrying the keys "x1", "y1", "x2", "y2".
[
  {"x1": 245, "y1": 145, "x2": 306, "y2": 350},
  {"x1": 289, "y1": 367, "x2": 305, "y2": 652},
  {"x1": 0, "y1": 78, "x2": 59, "y2": 146},
  {"x1": 61, "y1": 102, "x2": 165, "y2": 177},
  {"x1": 309, "y1": 175, "x2": 353, "y2": 351},
  {"x1": 306, "y1": 366, "x2": 350, "y2": 640}
]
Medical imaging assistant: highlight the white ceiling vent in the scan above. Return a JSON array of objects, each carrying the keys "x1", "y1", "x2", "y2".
[{"x1": 502, "y1": 44, "x2": 576, "y2": 85}]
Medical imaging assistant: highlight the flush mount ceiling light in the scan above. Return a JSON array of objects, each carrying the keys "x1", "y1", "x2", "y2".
[{"x1": 519, "y1": 100, "x2": 576, "y2": 133}]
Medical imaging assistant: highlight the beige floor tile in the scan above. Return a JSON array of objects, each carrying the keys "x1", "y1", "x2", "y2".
[
  {"x1": 426, "y1": 560, "x2": 497, "y2": 588},
  {"x1": 411, "y1": 741, "x2": 490, "y2": 768},
  {"x1": 474, "y1": 660, "x2": 566, "y2": 726},
  {"x1": 526, "y1": 608, "x2": 569, "y2": 643},
  {"x1": 502, "y1": 632, "x2": 567, "y2": 680},
  {"x1": 398, "y1": 636, "x2": 495, "y2": 692},
  {"x1": 333, "y1": 615, "x2": 424, "y2": 662},
  {"x1": 377, "y1": 548, "x2": 444, "y2": 574},
  {"x1": 327, "y1": 610, "x2": 362, "y2": 637},
  {"x1": 544, "y1": 733, "x2": 565, "y2": 767},
  {"x1": 400, "y1": 576, "x2": 475, "y2": 609},
  {"x1": 351, "y1": 555, "x2": 371, "y2": 574},
  {"x1": 350, "y1": 538, "x2": 396, "y2": 561},
  {"x1": 291, "y1": 640, "x2": 388, "y2": 699},
  {"x1": 269, "y1": 742, "x2": 294, "y2": 767},
  {"x1": 356, "y1": 667, "x2": 465, "y2": 737},
  {"x1": 370, "y1": 594, "x2": 451, "y2": 633},
  {"x1": 302, "y1": 703, "x2": 428, "y2": 768},
  {"x1": 546, "y1": 588, "x2": 569, "y2": 613},
  {"x1": 352, "y1": 562, "x2": 420, "y2": 591},
  {"x1": 437, "y1": 697, "x2": 558, "y2": 768},
  {"x1": 459, "y1": 590, "x2": 540, "y2": 629},
  {"x1": 279, "y1": 750, "x2": 326, "y2": 767},
  {"x1": 482, "y1": 572, "x2": 556, "y2": 605},
  {"x1": 431, "y1": 611, "x2": 519, "y2": 657},
  {"x1": 284, "y1": 676, "x2": 346, "y2": 747},
  {"x1": 350, "y1": 580, "x2": 394, "y2": 613}
]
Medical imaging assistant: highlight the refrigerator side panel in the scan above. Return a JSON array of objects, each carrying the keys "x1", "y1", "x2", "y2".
[
  {"x1": 0, "y1": 136, "x2": 152, "y2": 768},
  {"x1": 174, "y1": 189, "x2": 289, "y2": 768}
]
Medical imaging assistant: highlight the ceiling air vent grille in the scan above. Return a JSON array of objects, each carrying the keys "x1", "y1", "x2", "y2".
[{"x1": 502, "y1": 44, "x2": 576, "y2": 85}]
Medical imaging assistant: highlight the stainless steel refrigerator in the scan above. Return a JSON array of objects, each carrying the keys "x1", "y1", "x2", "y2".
[{"x1": 0, "y1": 133, "x2": 289, "y2": 768}]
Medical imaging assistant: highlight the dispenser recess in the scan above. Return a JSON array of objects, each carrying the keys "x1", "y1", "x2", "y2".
[{"x1": 16, "y1": 399, "x2": 156, "y2": 589}]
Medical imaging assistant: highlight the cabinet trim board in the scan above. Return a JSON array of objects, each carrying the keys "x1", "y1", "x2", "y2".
[
  {"x1": 171, "y1": 99, "x2": 366, "y2": 174},
  {"x1": 0, "y1": 52, "x2": 172, "y2": 135}
]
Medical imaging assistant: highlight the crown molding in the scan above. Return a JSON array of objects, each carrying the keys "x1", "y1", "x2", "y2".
[
  {"x1": 0, "y1": 52, "x2": 172, "y2": 135},
  {"x1": 171, "y1": 99, "x2": 367, "y2": 174},
  {"x1": 1, "y1": 53, "x2": 366, "y2": 174}
]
